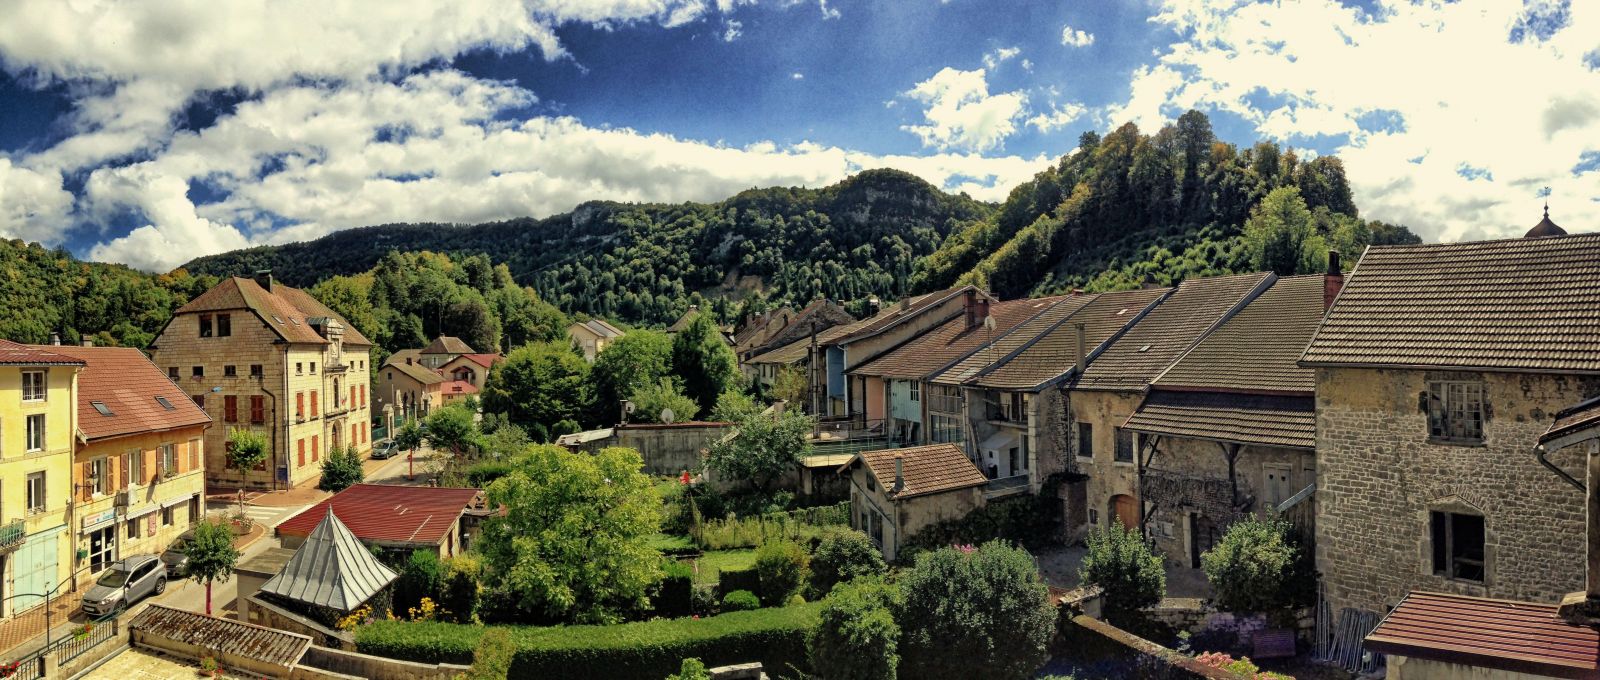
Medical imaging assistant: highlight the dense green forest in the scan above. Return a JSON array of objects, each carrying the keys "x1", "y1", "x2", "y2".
[
  {"x1": 182, "y1": 169, "x2": 992, "y2": 326},
  {"x1": 0, "y1": 239, "x2": 218, "y2": 347},
  {"x1": 913, "y1": 111, "x2": 1419, "y2": 298}
]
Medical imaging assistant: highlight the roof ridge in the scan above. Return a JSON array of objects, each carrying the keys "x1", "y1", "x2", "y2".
[{"x1": 1147, "y1": 273, "x2": 1279, "y2": 388}]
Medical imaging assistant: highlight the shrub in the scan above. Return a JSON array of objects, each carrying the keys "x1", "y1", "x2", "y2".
[
  {"x1": 466, "y1": 628, "x2": 515, "y2": 680},
  {"x1": 394, "y1": 550, "x2": 444, "y2": 616},
  {"x1": 807, "y1": 527, "x2": 886, "y2": 596},
  {"x1": 1079, "y1": 524, "x2": 1165, "y2": 623},
  {"x1": 690, "y1": 502, "x2": 849, "y2": 550},
  {"x1": 753, "y1": 541, "x2": 808, "y2": 607},
  {"x1": 317, "y1": 446, "x2": 365, "y2": 492},
  {"x1": 717, "y1": 567, "x2": 760, "y2": 598},
  {"x1": 466, "y1": 461, "x2": 515, "y2": 488},
  {"x1": 354, "y1": 620, "x2": 482, "y2": 663},
  {"x1": 1196, "y1": 651, "x2": 1295, "y2": 679},
  {"x1": 1202, "y1": 516, "x2": 1302, "y2": 614},
  {"x1": 808, "y1": 578, "x2": 899, "y2": 680},
  {"x1": 665, "y1": 658, "x2": 711, "y2": 680},
  {"x1": 900, "y1": 494, "x2": 1057, "y2": 558},
  {"x1": 721, "y1": 590, "x2": 761, "y2": 612},
  {"x1": 655, "y1": 561, "x2": 695, "y2": 618},
  {"x1": 896, "y1": 542, "x2": 1053, "y2": 680},
  {"x1": 440, "y1": 555, "x2": 482, "y2": 624}
]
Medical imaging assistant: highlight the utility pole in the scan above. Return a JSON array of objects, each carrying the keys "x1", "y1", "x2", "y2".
[{"x1": 809, "y1": 319, "x2": 820, "y2": 438}]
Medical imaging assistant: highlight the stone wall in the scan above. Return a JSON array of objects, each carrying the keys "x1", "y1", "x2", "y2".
[
  {"x1": 1069, "y1": 389, "x2": 1146, "y2": 529},
  {"x1": 298, "y1": 645, "x2": 469, "y2": 680},
  {"x1": 1315, "y1": 367, "x2": 1598, "y2": 615},
  {"x1": 245, "y1": 595, "x2": 353, "y2": 650},
  {"x1": 1140, "y1": 436, "x2": 1313, "y2": 568}
]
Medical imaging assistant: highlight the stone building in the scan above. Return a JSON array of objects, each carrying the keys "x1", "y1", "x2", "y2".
[
  {"x1": 736, "y1": 299, "x2": 855, "y2": 389},
  {"x1": 1302, "y1": 229, "x2": 1600, "y2": 618},
  {"x1": 417, "y1": 335, "x2": 475, "y2": 369},
  {"x1": 1123, "y1": 274, "x2": 1328, "y2": 568},
  {"x1": 45, "y1": 345, "x2": 211, "y2": 588},
  {"x1": 839, "y1": 443, "x2": 988, "y2": 561},
  {"x1": 373, "y1": 351, "x2": 444, "y2": 422},
  {"x1": 438, "y1": 353, "x2": 500, "y2": 392},
  {"x1": 567, "y1": 319, "x2": 623, "y2": 362},
  {"x1": 149, "y1": 272, "x2": 373, "y2": 490},
  {"x1": 0, "y1": 341, "x2": 80, "y2": 617}
]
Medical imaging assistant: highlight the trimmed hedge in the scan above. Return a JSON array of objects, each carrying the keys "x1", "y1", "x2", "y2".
[
  {"x1": 717, "y1": 566, "x2": 760, "y2": 597},
  {"x1": 356, "y1": 602, "x2": 824, "y2": 680},
  {"x1": 721, "y1": 590, "x2": 760, "y2": 612},
  {"x1": 655, "y1": 561, "x2": 695, "y2": 618}
]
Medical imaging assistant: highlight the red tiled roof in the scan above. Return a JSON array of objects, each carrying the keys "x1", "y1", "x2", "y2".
[
  {"x1": 0, "y1": 340, "x2": 85, "y2": 366},
  {"x1": 971, "y1": 288, "x2": 1171, "y2": 390},
  {"x1": 849, "y1": 297, "x2": 1066, "y2": 380},
  {"x1": 454, "y1": 353, "x2": 501, "y2": 368},
  {"x1": 276, "y1": 484, "x2": 483, "y2": 546},
  {"x1": 441, "y1": 380, "x2": 479, "y2": 395},
  {"x1": 175, "y1": 277, "x2": 372, "y2": 347},
  {"x1": 842, "y1": 443, "x2": 987, "y2": 500},
  {"x1": 44, "y1": 345, "x2": 211, "y2": 441},
  {"x1": 1365, "y1": 591, "x2": 1600, "y2": 679}
]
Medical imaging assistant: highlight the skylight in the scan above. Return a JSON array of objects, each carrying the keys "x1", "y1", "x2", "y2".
[
  {"x1": 155, "y1": 396, "x2": 175, "y2": 411},
  {"x1": 271, "y1": 315, "x2": 284, "y2": 324},
  {"x1": 91, "y1": 401, "x2": 113, "y2": 416}
]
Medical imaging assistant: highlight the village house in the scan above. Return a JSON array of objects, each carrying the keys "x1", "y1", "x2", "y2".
[
  {"x1": 45, "y1": 345, "x2": 211, "y2": 588},
  {"x1": 0, "y1": 341, "x2": 80, "y2": 617},
  {"x1": 1122, "y1": 273, "x2": 1328, "y2": 568},
  {"x1": 416, "y1": 335, "x2": 475, "y2": 369},
  {"x1": 733, "y1": 306, "x2": 795, "y2": 361},
  {"x1": 374, "y1": 351, "x2": 445, "y2": 423},
  {"x1": 736, "y1": 299, "x2": 854, "y2": 389},
  {"x1": 839, "y1": 443, "x2": 988, "y2": 561},
  {"x1": 438, "y1": 352, "x2": 500, "y2": 392},
  {"x1": 274, "y1": 483, "x2": 484, "y2": 559},
  {"x1": 1302, "y1": 224, "x2": 1600, "y2": 620},
  {"x1": 148, "y1": 272, "x2": 374, "y2": 490},
  {"x1": 567, "y1": 319, "x2": 624, "y2": 362}
]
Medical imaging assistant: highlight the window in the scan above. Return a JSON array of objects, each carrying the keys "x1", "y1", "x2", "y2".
[
  {"x1": 296, "y1": 392, "x2": 305, "y2": 419},
  {"x1": 311, "y1": 391, "x2": 319, "y2": 417},
  {"x1": 930, "y1": 385, "x2": 961, "y2": 414},
  {"x1": 155, "y1": 396, "x2": 175, "y2": 411},
  {"x1": 333, "y1": 378, "x2": 342, "y2": 408},
  {"x1": 26, "y1": 472, "x2": 45, "y2": 514},
  {"x1": 1431, "y1": 511, "x2": 1485, "y2": 582},
  {"x1": 312, "y1": 435, "x2": 320, "y2": 462},
  {"x1": 1427, "y1": 380, "x2": 1485, "y2": 443},
  {"x1": 249, "y1": 396, "x2": 265, "y2": 424},
  {"x1": 224, "y1": 365, "x2": 237, "y2": 377},
  {"x1": 1077, "y1": 422, "x2": 1094, "y2": 459},
  {"x1": 199, "y1": 315, "x2": 213, "y2": 337},
  {"x1": 192, "y1": 394, "x2": 205, "y2": 409},
  {"x1": 217, "y1": 313, "x2": 231, "y2": 337},
  {"x1": 250, "y1": 364, "x2": 263, "y2": 378},
  {"x1": 91, "y1": 401, "x2": 113, "y2": 416},
  {"x1": 167, "y1": 366, "x2": 179, "y2": 380},
  {"x1": 1114, "y1": 427, "x2": 1135, "y2": 463},
  {"x1": 162, "y1": 506, "x2": 175, "y2": 527},
  {"x1": 224, "y1": 395, "x2": 238, "y2": 423},
  {"x1": 1008, "y1": 447, "x2": 1022, "y2": 474},
  {"x1": 90, "y1": 457, "x2": 108, "y2": 496},
  {"x1": 310, "y1": 362, "x2": 317, "y2": 373},
  {"x1": 908, "y1": 381, "x2": 920, "y2": 402},
  {"x1": 126, "y1": 450, "x2": 144, "y2": 487},
  {"x1": 296, "y1": 362, "x2": 303, "y2": 375},
  {"x1": 360, "y1": 385, "x2": 367, "y2": 408},
  {"x1": 192, "y1": 366, "x2": 204, "y2": 378},
  {"x1": 188, "y1": 438, "x2": 201, "y2": 469},
  {"x1": 25, "y1": 414, "x2": 45, "y2": 451},
  {"x1": 21, "y1": 370, "x2": 45, "y2": 401},
  {"x1": 931, "y1": 414, "x2": 964, "y2": 444},
  {"x1": 297, "y1": 439, "x2": 306, "y2": 467},
  {"x1": 127, "y1": 518, "x2": 140, "y2": 540}
]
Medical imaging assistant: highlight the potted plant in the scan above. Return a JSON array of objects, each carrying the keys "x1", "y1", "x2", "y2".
[{"x1": 199, "y1": 654, "x2": 220, "y2": 678}]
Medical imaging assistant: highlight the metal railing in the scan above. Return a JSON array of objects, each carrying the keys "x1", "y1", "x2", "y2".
[
  {"x1": 0, "y1": 520, "x2": 26, "y2": 554},
  {"x1": 3, "y1": 654, "x2": 44, "y2": 680},
  {"x1": 49, "y1": 615, "x2": 118, "y2": 666}
]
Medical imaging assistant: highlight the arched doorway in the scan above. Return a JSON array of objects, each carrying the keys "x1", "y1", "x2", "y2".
[{"x1": 1111, "y1": 494, "x2": 1138, "y2": 529}]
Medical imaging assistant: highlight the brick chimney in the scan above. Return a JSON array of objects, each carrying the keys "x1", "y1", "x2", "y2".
[
  {"x1": 254, "y1": 270, "x2": 273, "y2": 292},
  {"x1": 1324, "y1": 251, "x2": 1344, "y2": 311}
]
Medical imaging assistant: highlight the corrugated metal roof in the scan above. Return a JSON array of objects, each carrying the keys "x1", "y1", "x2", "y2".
[
  {"x1": 129, "y1": 604, "x2": 312, "y2": 667},
  {"x1": 261, "y1": 510, "x2": 399, "y2": 611},
  {"x1": 1123, "y1": 391, "x2": 1316, "y2": 450},
  {"x1": 1303, "y1": 233, "x2": 1600, "y2": 373},
  {"x1": 1365, "y1": 591, "x2": 1600, "y2": 679},
  {"x1": 275, "y1": 484, "x2": 481, "y2": 546}
]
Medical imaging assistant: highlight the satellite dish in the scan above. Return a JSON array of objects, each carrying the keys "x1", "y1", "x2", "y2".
[
  {"x1": 983, "y1": 315, "x2": 996, "y2": 331},
  {"x1": 660, "y1": 408, "x2": 677, "y2": 424}
]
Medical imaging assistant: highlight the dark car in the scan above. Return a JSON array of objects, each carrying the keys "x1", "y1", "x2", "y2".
[
  {"x1": 160, "y1": 531, "x2": 194, "y2": 576},
  {"x1": 82, "y1": 555, "x2": 166, "y2": 616},
  {"x1": 370, "y1": 439, "x2": 400, "y2": 460}
]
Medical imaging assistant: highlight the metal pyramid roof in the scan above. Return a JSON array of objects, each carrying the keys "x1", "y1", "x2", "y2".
[{"x1": 260, "y1": 509, "x2": 399, "y2": 611}]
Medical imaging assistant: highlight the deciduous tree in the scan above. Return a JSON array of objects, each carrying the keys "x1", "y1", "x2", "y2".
[
  {"x1": 185, "y1": 518, "x2": 240, "y2": 617},
  {"x1": 481, "y1": 341, "x2": 592, "y2": 439},
  {"x1": 704, "y1": 410, "x2": 810, "y2": 492},
  {"x1": 895, "y1": 542, "x2": 1053, "y2": 680},
  {"x1": 670, "y1": 314, "x2": 738, "y2": 414}
]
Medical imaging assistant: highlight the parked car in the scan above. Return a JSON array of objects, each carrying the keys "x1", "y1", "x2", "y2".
[
  {"x1": 160, "y1": 532, "x2": 194, "y2": 576},
  {"x1": 371, "y1": 439, "x2": 400, "y2": 460},
  {"x1": 82, "y1": 555, "x2": 166, "y2": 616}
]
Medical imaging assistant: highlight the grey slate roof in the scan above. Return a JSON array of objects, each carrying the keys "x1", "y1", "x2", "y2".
[
  {"x1": 1153, "y1": 274, "x2": 1323, "y2": 394},
  {"x1": 260, "y1": 510, "x2": 399, "y2": 611},
  {"x1": 1075, "y1": 273, "x2": 1272, "y2": 392},
  {"x1": 1302, "y1": 233, "x2": 1600, "y2": 373},
  {"x1": 1124, "y1": 391, "x2": 1316, "y2": 450}
]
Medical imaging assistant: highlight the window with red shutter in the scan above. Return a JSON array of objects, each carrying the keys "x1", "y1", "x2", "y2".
[
  {"x1": 360, "y1": 385, "x2": 367, "y2": 408},
  {"x1": 250, "y1": 395, "x2": 265, "y2": 424},
  {"x1": 224, "y1": 395, "x2": 238, "y2": 423},
  {"x1": 311, "y1": 391, "x2": 319, "y2": 417},
  {"x1": 312, "y1": 435, "x2": 320, "y2": 461},
  {"x1": 297, "y1": 439, "x2": 305, "y2": 467},
  {"x1": 296, "y1": 392, "x2": 304, "y2": 419}
]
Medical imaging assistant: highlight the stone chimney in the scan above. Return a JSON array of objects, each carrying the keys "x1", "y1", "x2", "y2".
[
  {"x1": 254, "y1": 270, "x2": 273, "y2": 292},
  {"x1": 81, "y1": 339, "x2": 94, "y2": 347},
  {"x1": 1324, "y1": 251, "x2": 1344, "y2": 312},
  {"x1": 893, "y1": 455, "x2": 905, "y2": 493},
  {"x1": 1075, "y1": 323, "x2": 1088, "y2": 372},
  {"x1": 49, "y1": 332, "x2": 60, "y2": 346},
  {"x1": 900, "y1": 296, "x2": 912, "y2": 312},
  {"x1": 964, "y1": 290, "x2": 981, "y2": 330},
  {"x1": 867, "y1": 296, "x2": 881, "y2": 316}
]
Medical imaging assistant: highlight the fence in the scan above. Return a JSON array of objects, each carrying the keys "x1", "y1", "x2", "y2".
[
  {"x1": 3, "y1": 655, "x2": 44, "y2": 680},
  {"x1": 3, "y1": 614, "x2": 119, "y2": 680}
]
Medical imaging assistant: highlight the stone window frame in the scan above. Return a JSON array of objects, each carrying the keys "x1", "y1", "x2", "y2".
[
  {"x1": 1418, "y1": 495, "x2": 1494, "y2": 588},
  {"x1": 1423, "y1": 372, "x2": 1486, "y2": 446}
]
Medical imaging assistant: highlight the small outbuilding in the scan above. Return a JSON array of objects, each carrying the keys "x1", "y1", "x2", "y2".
[{"x1": 839, "y1": 443, "x2": 988, "y2": 561}]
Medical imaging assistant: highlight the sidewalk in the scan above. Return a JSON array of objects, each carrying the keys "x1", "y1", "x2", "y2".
[
  {"x1": 206, "y1": 475, "x2": 330, "y2": 509},
  {"x1": 0, "y1": 598, "x2": 82, "y2": 660}
]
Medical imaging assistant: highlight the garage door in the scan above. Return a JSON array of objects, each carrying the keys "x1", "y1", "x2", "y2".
[{"x1": 12, "y1": 527, "x2": 60, "y2": 613}]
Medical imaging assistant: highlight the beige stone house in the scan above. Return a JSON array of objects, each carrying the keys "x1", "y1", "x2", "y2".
[
  {"x1": 733, "y1": 306, "x2": 795, "y2": 360},
  {"x1": 149, "y1": 272, "x2": 373, "y2": 490},
  {"x1": 1302, "y1": 228, "x2": 1600, "y2": 618},
  {"x1": 374, "y1": 357, "x2": 444, "y2": 422},
  {"x1": 438, "y1": 353, "x2": 500, "y2": 392},
  {"x1": 1123, "y1": 274, "x2": 1328, "y2": 568},
  {"x1": 418, "y1": 336, "x2": 475, "y2": 369},
  {"x1": 839, "y1": 443, "x2": 988, "y2": 561},
  {"x1": 567, "y1": 319, "x2": 624, "y2": 362},
  {"x1": 735, "y1": 299, "x2": 856, "y2": 388}
]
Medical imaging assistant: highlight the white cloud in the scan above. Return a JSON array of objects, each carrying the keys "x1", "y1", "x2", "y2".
[
  {"x1": 983, "y1": 46, "x2": 1022, "y2": 70},
  {"x1": 723, "y1": 19, "x2": 743, "y2": 41},
  {"x1": 1027, "y1": 102, "x2": 1087, "y2": 133},
  {"x1": 818, "y1": 0, "x2": 841, "y2": 20},
  {"x1": 1119, "y1": 0, "x2": 1600, "y2": 242},
  {"x1": 901, "y1": 67, "x2": 1028, "y2": 153},
  {"x1": 1061, "y1": 24, "x2": 1095, "y2": 48},
  {"x1": 792, "y1": 72, "x2": 805, "y2": 80},
  {"x1": 0, "y1": 160, "x2": 75, "y2": 243}
]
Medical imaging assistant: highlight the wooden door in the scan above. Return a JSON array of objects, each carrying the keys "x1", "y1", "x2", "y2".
[{"x1": 1112, "y1": 494, "x2": 1138, "y2": 529}]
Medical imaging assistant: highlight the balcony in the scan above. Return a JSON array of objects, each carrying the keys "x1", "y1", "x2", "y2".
[
  {"x1": 983, "y1": 474, "x2": 1030, "y2": 500},
  {"x1": 0, "y1": 519, "x2": 27, "y2": 554}
]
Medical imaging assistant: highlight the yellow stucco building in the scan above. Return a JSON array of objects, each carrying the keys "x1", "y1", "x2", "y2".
[{"x1": 0, "y1": 341, "x2": 80, "y2": 617}]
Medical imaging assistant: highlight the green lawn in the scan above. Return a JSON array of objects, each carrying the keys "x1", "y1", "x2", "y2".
[
  {"x1": 649, "y1": 533, "x2": 695, "y2": 553},
  {"x1": 682, "y1": 549, "x2": 756, "y2": 585},
  {"x1": 653, "y1": 476, "x2": 684, "y2": 502}
]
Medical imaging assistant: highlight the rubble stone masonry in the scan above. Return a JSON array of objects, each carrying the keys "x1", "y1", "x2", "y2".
[{"x1": 1315, "y1": 367, "x2": 1600, "y2": 615}]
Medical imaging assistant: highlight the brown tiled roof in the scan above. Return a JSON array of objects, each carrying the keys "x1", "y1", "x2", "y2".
[
  {"x1": 747, "y1": 312, "x2": 879, "y2": 366},
  {"x1": 276, "y1": 484, "x2": 483, "y2": 545},
  {"x1": 44, "y1": 345, "x2": 211, "y2": 441},
  {"x1": 971, "y1": 288, "x2": 1171, "y2": 390},
  {"x1": 1540, "y1": 396, "x2": 1600, "y2": 446},
  {"x1": 1365, "y1": 591, "x2": 1600, "y2": 679},
  {"x1": 849, "y1": 297, "x2": 1065, "y2": 379},
  {"x1": 1153, "y1": 275, "x2": 1323, "y2": 394},
  {"x1": 843, "y1": 443, "x2": 988, "y2": 500},
  {"x1": 387, "y1": 349, "x2": 421, "y2": 366},
  {"x1": 0, "y1": 340, "x2": 84, "y2": 366},
  {"x1": 835, "y1": 286, "x2": 978, "y2": 345},
  {"x1": 1302, "y1": 234, "x2": 1600, "y2": 373},
  {"x1": 1124, "y1": 391, "x2": 1315, "y2": 450},
  {"x1": 441, "y1": 379, "x2": 479, "y2": 396},
  {"x1": 175, "y1": 277, "x2": 373, "y2": 346},
  {"x1": 1075, "y1": 273, "x2": 1272, "y2": 392},
  {"x1": 422, "y1": 336, "x2": 475, "y2": 355},
  {"x1": 930, "y1": 294, "x2": 1100, "y2": 386},
  {"x1": 452, "y1": 353, "x2": 502, "y2": 368},
  {"x1": 384, "y1": 360, "x2": 444, "y2": 385}
]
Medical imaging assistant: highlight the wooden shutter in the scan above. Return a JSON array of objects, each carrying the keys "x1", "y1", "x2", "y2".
[
  {"x1": 311, "y1": 391, "x2": 319, "y2": 417},
  {"x1": 224, "y1": 395, "x2": 238, "y2": 423}
]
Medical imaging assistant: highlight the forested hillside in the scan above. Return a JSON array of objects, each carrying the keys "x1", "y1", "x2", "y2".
[
  {"x1": 0, "y1": 239, "x2": 217, "y2": 347},
  {"x1": 182, "y1": 169, "x2": 992, "y2": 326},
  {"x1": 912, "y1": 111, "x2": 1419, "y2": 298}
]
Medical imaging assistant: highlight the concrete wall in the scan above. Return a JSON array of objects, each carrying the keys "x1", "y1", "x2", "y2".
[
  {"x1": 613, "y1": 424, "x2": 732, "y2": 476},
  {"x1": 1385, "y1": 655, "x2": 1554, "y2": 680},
  {"x1": 244, "y1": 595, "x2": 353, "y2": 650},
  {"x1": 132, "y1": 626, "x2": 298, "y2": 680},
  {"x1": 1316, "y1": 367, "x2": 1596, "y2": 616},
  {"x1": 847, "y1": 465, "x2": 983, "y2": 562},
  {"x1": 299, "y1": 645, "x2": 468, "y2": 680}
]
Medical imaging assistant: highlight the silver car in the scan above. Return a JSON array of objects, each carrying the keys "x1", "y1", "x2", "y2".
[{"x1": 81, "y1": 555, "x2": 166, "y2": 616}]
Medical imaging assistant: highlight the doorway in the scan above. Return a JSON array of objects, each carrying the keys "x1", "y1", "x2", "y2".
[
  {"x1": 1188, "y1": 513, "x2": 1218, "y2": 568},
  {"x1": 89, "y1": 526, "x2": 117, "y2": 573},
  {"x1": 1111, "y1": 494, "x2": 1138, "y2": 529}
]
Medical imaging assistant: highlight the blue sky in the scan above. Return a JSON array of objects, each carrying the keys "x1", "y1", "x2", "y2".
[{"x1": 0, "y1": 0, "x2": 1596, "y2": 271}]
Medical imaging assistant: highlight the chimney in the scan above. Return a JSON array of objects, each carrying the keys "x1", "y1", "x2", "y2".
[
  {"x1": 867, "y1": 296, "x2": 881, "y2": 316},
  {"x1": 81, "y1": 339, "x2": 94, "y2": 347},
  {"x1": 1324, "y1": 251, "x2": 1344, "y2": 312},
  {"x1": 1075, "y1": 323, "x2": 1088, "y2": 372},
  {"x1": 49, "y1": 332, "x2": 60, "y2": 346},
  {"x1": 254, "y1": 270, "x2": 273, "y2": 292},
  {"x1": 977, "y1": 297, "x2": 990, "y2": 326},
  {"x1": 893, "y1": 455, "x2": 905, "y2": 493},
  {"x1": 900, "y1": 296, "x2": 912, "y2": 312},
  {"x1": 964, "y1": 290, "x2": 980, "y2": 329}
]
